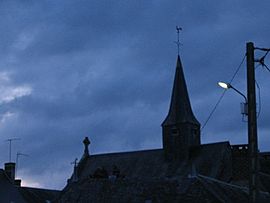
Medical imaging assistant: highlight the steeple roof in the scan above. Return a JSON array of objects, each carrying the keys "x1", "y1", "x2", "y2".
[{"x1": 162, "y1": 55, "x2": 200, "y2": 126}]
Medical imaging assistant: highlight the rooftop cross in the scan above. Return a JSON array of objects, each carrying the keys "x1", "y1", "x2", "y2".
[
  {"x1": 175, "y1": 26, "x2": 182, "y2": 55},
  {"x1": 83, "y1": 137, "x2": 91, "y2": 156},
  {"x1": 71, "y1": 158, "x2": 78, "y2": 168},
  {"x1": 71, "y1": 158, "x2": 79, "y2": 182}
]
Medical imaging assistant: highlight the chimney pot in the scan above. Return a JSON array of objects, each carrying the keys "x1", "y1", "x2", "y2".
[{"x1": 14, "y1": 179, "x2": 21, "y2": 187}]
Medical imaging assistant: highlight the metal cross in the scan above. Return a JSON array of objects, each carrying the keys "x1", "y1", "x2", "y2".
[{"x1": 71, "y1": 158, "x2": 78, "y2": 167}]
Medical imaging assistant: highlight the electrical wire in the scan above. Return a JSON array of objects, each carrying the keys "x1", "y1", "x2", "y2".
[
  {"x1": 255, "y1": 64, "x2": 261, "y2": 70},
  {"x1": 255, "y1": 80, "x2": 261, "y2": 119},
  {"x1": 228, "y1": 55, "x2": 246, "y2": 84},
  {"x1": 262, "y1": 63, "x2": 270, "y2": 72},
  {"x1": 255, "y1": 49, "x2": 270, "y2": 119},
  {"x1": 201, "y1": 54, "x2": 246, "y2": 131},
  {"x1": 257, "y1": 50, "x2": 270, "y2": 72},
  {"x1": 200, "y1": 89, "x2": 227, "y2": 131},
  {"x1": 261, "y1": 50, "x2": 269, "y2": 59}
]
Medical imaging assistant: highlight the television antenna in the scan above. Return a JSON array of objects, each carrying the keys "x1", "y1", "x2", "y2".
[
  {"x1": 5, "y1": 138, "x2": 21, "y2": 162},
  {"x1": 16, "y1": 152, "x2": 29, "y2": 178}
]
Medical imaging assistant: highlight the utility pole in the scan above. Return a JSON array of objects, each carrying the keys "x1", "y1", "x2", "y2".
[{"x1": 246, "y1": 42, "x2": 258, "y2": 203}]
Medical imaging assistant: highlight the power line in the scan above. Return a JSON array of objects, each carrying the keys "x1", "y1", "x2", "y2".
[
  {"x1": 255, "y1": 49, "x2": 270, "y2": 72},
  {"x1": 255, "y1": 80, "x2": 261, "y2": 119},
  {"x1": 229, "y1": 54, "x2": 247, "y2": 84},
  {"x1": 262, "y1": 63, "x2": 270, "y2": 72},
  {"x1": 201, "y1": 54, "x2": 246, "y2": 131}
]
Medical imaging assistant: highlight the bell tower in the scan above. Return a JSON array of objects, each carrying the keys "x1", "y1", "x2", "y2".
[{"x1": 162, "y1": 55, "x2": 200, "y2": 161}]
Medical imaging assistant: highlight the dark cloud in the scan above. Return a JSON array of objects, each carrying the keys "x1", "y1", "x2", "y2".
[{"x1": 0, "y1": 0, "x2": 270, "y2": 189}]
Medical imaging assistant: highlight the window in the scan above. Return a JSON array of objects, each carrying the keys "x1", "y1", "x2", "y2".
[{"x1": 171, "y1": 127, "x2": 179, "y2": 136}]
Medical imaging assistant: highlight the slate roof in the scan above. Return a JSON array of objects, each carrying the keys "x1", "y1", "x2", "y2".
[
  {"x1": 0, "y1": 169, "x2": 27, "y2": 203},
  {"x1": 0, "y1": 168, "x2": 60, "y2": 203},
  {"x1": 162, "y1": 55, "x2": 200, "y2": 126},
  {"x1": 19, "y1": 186, "x2": 60, "y2": 203},
  {"x1": 259, "y1": 172, "x2": 270, "y2": 193},
  {"x1": 71, "y1": 141, "x2": 231, "y2": 183},
  {"x1": 56, "y1": 141, "x2": 234, "y2": 202},
  {"x1": 57, "y1": 174, "x2": 270, "y2": 203}
]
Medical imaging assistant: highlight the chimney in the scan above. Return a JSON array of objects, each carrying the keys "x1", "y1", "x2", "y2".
[
  {"x1": 4, "y1": 162, "x2": 15, "y2": 182},
  {"x1": 14, "y1": 179, "x2": 21, "y2": 187}
]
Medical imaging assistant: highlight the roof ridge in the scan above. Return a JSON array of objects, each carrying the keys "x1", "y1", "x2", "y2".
[{"x1": 89, "y1": 148, "x2": 163, "y2": 157}]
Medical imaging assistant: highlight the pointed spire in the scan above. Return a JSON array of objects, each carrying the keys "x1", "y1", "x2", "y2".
[{"x1": 162, "y1": 55, "x2": 200, "y2": 126}]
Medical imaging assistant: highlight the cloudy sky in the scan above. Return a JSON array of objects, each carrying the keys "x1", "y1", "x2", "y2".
[{"x1": 0, "y1": 0, "x2": 270, "y2": 189}]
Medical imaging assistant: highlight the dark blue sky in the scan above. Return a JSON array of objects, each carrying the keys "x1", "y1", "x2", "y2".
[{"x1": 0, "y1": 0, "x2": 270, "y2": 189}]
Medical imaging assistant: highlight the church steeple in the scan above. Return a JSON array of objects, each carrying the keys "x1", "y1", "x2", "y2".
[
  {"x1": 162, "y1": 55, "x2": 199, "y2": 126},
  {"x1": 162, "y1": 55, "x2": 200, "y2": 161}
]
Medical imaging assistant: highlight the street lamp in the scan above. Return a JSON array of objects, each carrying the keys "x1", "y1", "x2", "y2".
[
  {"x1": 218, "y1": 82, "x2": 247, "y2": 102},
  {"x1": 218, "y1": 82, "x2": 248, "y2": 118}
]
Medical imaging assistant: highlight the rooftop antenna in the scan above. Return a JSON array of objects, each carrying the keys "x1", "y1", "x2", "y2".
[
  {"x1": 175, "y1": 26, "x2": 182, "y2": 55},
  {"x1": 16, "y1": 152, "x2": 29, "y2": 178},
  {"x1": 5, "y1": 138, "x2": 21, "y2": 162}
]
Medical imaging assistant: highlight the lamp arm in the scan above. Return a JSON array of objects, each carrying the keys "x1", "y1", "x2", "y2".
[{"x1": 230, "y1": 86, "x2": 248, "y2": 103}]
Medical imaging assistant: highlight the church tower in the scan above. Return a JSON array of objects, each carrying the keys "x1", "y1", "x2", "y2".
[{"x1": 162, "y1": 55, "x2": 200, "y2": 161}]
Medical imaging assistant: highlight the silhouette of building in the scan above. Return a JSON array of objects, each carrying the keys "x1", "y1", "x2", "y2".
[
  {"x1": 0, "y1": 162, "x2": 60, "y2": 203},
  {"x1": 57, "y1": 54, "x2": 270, "y2": 202}
]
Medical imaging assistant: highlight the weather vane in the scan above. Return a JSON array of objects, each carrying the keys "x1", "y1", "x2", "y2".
[{"x1": 175, "y1": 26, "x2": 182, "y2": 55}]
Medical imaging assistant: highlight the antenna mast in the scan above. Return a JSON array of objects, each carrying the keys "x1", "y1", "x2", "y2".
[
  {"x1": 16, "y1": 152, "x2": 29, "y2": 178},
  {"x1": 5, "y1": 138, "x2": 20, "y2": 162}
]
